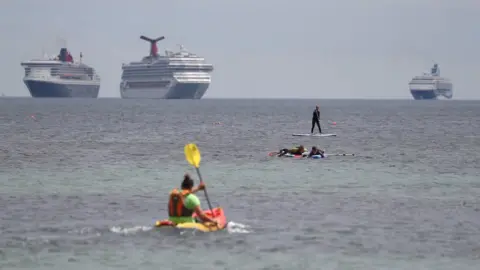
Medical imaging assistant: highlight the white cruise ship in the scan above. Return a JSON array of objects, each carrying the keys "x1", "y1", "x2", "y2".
[
  {"x1": 408, "y1": 63, "x2": 453, "y2": 100},
  {"x1": 21, "y1": 48, "x2": 100, "y2": 98},
  {"x1": 120, "y1": 35, "x2": 214, "y2": 99}
]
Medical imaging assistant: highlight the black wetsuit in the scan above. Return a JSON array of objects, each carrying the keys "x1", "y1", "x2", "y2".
[
  {"x1": 278, "y1": 148, "x2": 289, "y2": 157},
  {"x1": 308, "y1": 149, "x2": 325, "y2": 158},
  {"x1": 311, "y1": 109, "x2": 322, "y2": 133}
]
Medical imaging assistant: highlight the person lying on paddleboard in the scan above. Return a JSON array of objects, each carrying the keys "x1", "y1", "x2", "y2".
[
  {"x1": 307, "y1": 146, "x2": 325, "y2": 158},
  {"x1": 278, "y1": 145, "x2": 306, "y2": 157},
  {"x1": 168, "y1": 174, "x2": 218, "y2": 226}
]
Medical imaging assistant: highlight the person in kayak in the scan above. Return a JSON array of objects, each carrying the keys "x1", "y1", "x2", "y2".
[
  {"x1": 278, "y1": 145, "x2": 306, "y2": 157},
  {"x1": 311, "y1": 105, "x2": 322, "y2": 134},
  {"x1": 168, "y1": 173, "x2": 218, "y2": 225},
  {"x1": 307, "y1": 146, "x2": 325, "y2": 158}
]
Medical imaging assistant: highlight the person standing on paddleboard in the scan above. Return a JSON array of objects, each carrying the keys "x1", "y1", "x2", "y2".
[
  {"x1": 167, "y1": 174, "x2": 218, "y2": 225},
  {"x1": 311, "y1": 105, "x2": 322, "y2": 134}
]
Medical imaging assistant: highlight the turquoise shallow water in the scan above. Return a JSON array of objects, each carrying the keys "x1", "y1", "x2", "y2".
[{"x1": 1, "y1": 98, "x2": 479, "y2": 269}]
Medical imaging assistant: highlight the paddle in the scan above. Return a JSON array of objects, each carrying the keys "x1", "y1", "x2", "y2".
[{"x1": 184, "y1": 143, "x2": 215, "y2": 217}]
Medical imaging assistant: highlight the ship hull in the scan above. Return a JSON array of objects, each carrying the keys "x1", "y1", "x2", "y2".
[
  {"x1": 410, "y1": 90, "x2": 438, "y2": 100},
  {"x1": 410, "y1": 89, "x2": 452, "y2": 100},
  {"x1": 120, "y1": 82, "x2": 209, "y2": 99},
  {"x1": 24, "y1": 80, "x2": 100, "y2": 98}
]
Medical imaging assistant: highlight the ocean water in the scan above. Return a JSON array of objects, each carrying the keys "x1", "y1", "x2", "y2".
[{"x1": 0, "y1": 98, "x2": 479, "y2": 270}]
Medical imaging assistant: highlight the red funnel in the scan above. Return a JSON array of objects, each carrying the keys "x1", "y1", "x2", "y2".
[{"x1": 140, "y1": 35, "x2": 165, "y2": 57}]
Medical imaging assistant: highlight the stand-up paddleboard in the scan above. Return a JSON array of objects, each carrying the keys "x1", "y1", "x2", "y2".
[
  {"x1": 268, "y1": 151, "x2": 309, "y2": 157},
  {"x1": 269, "y1": 152, "x2": 354, "y2": 158},
  {"x1": 292, "y1": 133, "x2": 336, "y2": 137}
]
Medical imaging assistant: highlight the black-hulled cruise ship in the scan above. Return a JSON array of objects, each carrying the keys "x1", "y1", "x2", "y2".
[
  {"x1": 21, "y1": 48, "x2": 100, "y2": 98},
  {"x1": 120, "y1": 35, "x2": 213, "y2": 99}
]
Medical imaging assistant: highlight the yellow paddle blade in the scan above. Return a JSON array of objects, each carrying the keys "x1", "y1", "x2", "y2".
[{"x1": 184, "y1": 143, "x2": 201, "y2": 168}]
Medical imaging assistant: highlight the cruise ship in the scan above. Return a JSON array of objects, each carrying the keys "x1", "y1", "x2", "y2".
[
  {"x1": 21, "y1": 48, "x2": 100, "y2": 98},
  {"x1": 408, "y1": 63, "x2": 452, "y2": 100},
  {"x1": 120, "y1": 35, "x2": 214, "y2": 99}
]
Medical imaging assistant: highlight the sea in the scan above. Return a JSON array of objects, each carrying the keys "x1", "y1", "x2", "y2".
[{"x1": 0, "y1": 98, "x2": 479, "y2": 270}]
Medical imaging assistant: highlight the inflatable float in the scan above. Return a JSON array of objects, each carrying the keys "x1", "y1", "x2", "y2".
[{"x1": 154, "y1": 207, "x2": 227, "y2": 232}]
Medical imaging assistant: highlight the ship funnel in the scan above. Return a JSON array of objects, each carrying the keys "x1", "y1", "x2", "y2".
[
  {"x1": 59, "y1": 48, "x2": 67, "y2": 61},
  {"x1": 431, "y1": 63, "x2": 439, "y2": 76},
  {"x1": 58, "y1": 48, "x2": 73, "y2": 62},
  {"x1": 140, "y1": 35, "x2": 165, "y2": 57}
]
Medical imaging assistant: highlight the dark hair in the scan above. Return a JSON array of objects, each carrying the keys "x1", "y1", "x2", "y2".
[{"x1": 181, "y1": 173, "x2": 194, "y2": 189}]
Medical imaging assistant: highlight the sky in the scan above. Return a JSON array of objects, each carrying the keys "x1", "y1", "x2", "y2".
[{"x1": 0, "y1": 0, "x2": 478, "y2": 99}]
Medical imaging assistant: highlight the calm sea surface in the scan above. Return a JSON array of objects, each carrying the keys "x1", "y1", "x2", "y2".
[{"x1": 0, "y1": 98, "x2": 479, "y2": 270}]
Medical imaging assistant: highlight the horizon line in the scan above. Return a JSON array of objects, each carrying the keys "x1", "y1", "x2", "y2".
[{"x1": 1, "y1": 97, "x2": 479, "y2": 101}]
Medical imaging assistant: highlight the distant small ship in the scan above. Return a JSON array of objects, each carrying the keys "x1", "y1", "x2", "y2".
[
  {"x1": 120, "y1": 35, "x2": 214, "y2": 99},
  {"x1": 20, "y1": 47, "x2": 100, "y2": 98},
  {"x1": 408, "y1": 63, "x2": 452, "y2": 100}
]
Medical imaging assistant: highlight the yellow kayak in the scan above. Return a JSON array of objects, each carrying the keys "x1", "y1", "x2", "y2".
[{"x1": 154, "y1": 207, "x2": 227, "y2": 232}]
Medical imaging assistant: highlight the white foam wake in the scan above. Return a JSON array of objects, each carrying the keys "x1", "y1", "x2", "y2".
[
  {"x1": 109, "y1": 225, "x2": 153, "y2": 235},
  {"x1": 226, "y1": 221, "x2": 251, "y2": 234}
]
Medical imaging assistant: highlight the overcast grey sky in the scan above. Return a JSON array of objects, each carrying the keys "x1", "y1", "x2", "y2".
[{"x1": 0, "y1": 0, "x2": 478, "y2": 99}]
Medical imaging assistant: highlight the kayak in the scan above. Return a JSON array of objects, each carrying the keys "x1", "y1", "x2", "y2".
[{"x1": 154, "y1": 207, "x2": 227, "y2": 232}]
